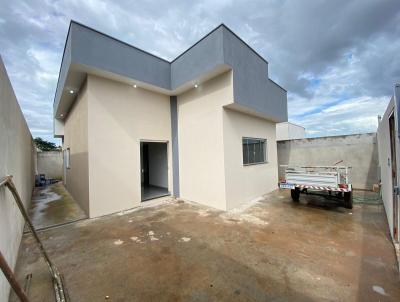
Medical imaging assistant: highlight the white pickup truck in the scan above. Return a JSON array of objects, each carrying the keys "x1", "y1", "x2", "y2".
[{"x1": 279, "y1": 165, "x2": 353, "y2": 209}]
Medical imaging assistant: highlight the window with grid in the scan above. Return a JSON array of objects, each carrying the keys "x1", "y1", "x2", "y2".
[{"x1": 242, "y1": 138, "x2": 267, "y2": 165}]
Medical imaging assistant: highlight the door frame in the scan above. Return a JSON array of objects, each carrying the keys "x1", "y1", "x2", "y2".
[
  {"x1": 139, "y1": 139, "x2": 170, "y2": 201},
  {"x1": 389, "y1": 112, "x2": 399, "y2": 242}
]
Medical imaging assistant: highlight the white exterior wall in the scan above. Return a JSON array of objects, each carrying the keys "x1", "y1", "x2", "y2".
[
  {"x1": 178, "y1": 71, "x2": 234, "y2": 210},
  {"x1": 87, "y1": 75, "x2": 172, "y2": 218},
  {"x1": 377, "y1": 95, "x2": 399, "y2": 242},
  {"x1": 54, "y1": 118, "x2": 64, "y2": 137},
  {"x1": 223, "y1": 108, "x2": 278, "y2": 209},
  {"x1": 178, "y1": 70, "x2": 279, "y2": 210},
  {"x1": 63, "y1": 81, "x2": 89, "y2": 215},
  {"x1": 0, "y1": 57, "x2": 36, "y2": 302},
  {"x1": 276, "y1": 122, "x2": 305, "y2": 141},
  {"x1": 63, "y1": 70, "x2": 281, "y2": 214}
]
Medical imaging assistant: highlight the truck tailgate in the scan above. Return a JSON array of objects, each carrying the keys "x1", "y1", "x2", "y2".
[{"x1": 286, "y1": 172, "x2": 339, "y2": 187}]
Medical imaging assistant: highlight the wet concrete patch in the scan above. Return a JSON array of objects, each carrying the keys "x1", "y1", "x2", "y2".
[{"x1": 27, "y1": 182, "x2": 87, "y2": 230}]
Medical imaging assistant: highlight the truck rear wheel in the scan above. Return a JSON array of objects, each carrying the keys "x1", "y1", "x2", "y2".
[
  {"x1": 344, "y1": 191, "x2": 353, "y2": 209},
  {"x1": 291, "y1": 188, "x2": 300, "y2": 202}
]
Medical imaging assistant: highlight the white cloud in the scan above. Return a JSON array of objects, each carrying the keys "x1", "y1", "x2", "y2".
[
  {"x1": 0, "y1": 0, "x2": 398, "y2": 143},
  {"x1": 291, "y1": 96, "x2": 388, "y2": 137}
]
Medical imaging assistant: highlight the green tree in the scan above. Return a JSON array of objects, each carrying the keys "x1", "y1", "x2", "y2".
[{"x1": 34, "y1": 137, "x2": 59, "y2": 151}]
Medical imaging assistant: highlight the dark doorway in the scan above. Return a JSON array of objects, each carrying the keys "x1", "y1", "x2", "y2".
[
  {"x1": 142, "y1": 144, "x2": 150, "y2": 186},
  {"x1": 140, "y1": 141, "x2": 169, "y2": 201},
  {"x1": 389, "y1": 113, "x2": 399, "y2": 241}
]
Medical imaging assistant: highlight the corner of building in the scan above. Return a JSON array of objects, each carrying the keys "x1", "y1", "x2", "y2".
[
  {"x1": 222, "y1": 107, "x2": 279, "y2": 210},
  {"x1": 177, "y1": 71, "x2": 234, "y2": 211}
]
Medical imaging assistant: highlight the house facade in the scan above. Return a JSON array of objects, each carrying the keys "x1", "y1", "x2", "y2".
[
  {"x1": 54, "y1": 21, "x2": 287, "y2": 218},
  {"x1": 377, "y1": 84, "x2": 400, "y2": 244}
]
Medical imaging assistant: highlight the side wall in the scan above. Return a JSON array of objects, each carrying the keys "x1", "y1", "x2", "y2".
[
  {"x1": 277, "y1": 133, "x2": 379, "y2": 190},
  {"x1": 88, "y1": 75, "x2": 172, "y2": 218},
  {"x1": 37, "y1": 151, "x2": 63, "y2": 179},
  {"x1": 63, "y1": 81, "x2": 89, "y2": 215},
  {"x1": 0, "y1": 57, "x2": 36, "y2": 302},
  {"x1": 276, "y1": 122, "x2": 305, "y2": 141},
  {"x1": 223, "y1": 109, "x2": 278, "y2": 209},
  {"x1": 276, "y1": 122, "x2": 289, "y2": 141},
  {"x1": 177, "y1": 71, "x2": 233, "y2": 210},
  {"x1": 377, "y1": 97, "x2": 396, "y2": 240},
  {"x1": 288, "y1": 124, "x2": 306, "y2": 140}
]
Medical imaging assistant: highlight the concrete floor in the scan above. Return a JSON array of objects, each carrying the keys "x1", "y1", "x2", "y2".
[
  {"x1": 27, "y1": 182, "x2": 87, "y2": 230},
  {"x1": 11, "y1": 189, "x2": 400, "y2": 301},
  {"x1": 141, "y1": 184, "x2": 170, "y2": 201}
]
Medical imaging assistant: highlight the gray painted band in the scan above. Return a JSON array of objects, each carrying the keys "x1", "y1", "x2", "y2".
[
  {"x1": 55, "y1": 22, "x2": 287, "y2": 123},
  {"x1": 170, "y1": 96, "x2": 180, "y2": 197}
]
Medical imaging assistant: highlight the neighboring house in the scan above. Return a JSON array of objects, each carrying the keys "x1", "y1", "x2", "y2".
[
  {"x1": 276, "y1": 122, "x2": 305, "y2": 141},
  {"x1": 377, "y1": 84, "x2": 400, "y2": 244},
  {"x1": 54, "y1": 21, "x2": 287, "y2": 218}
]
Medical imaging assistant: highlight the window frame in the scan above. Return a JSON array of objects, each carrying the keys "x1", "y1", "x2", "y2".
[{"x1": 242, "y1": 137, "x2": 267, "y2": 166}]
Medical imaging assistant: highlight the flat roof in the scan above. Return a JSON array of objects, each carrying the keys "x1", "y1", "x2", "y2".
[
  {"x1": 53, "y1": 20, "x2": 288, "y2": 126},
  {"x1": 54, "y1": 21, "x2": 272, "y2": 105}
]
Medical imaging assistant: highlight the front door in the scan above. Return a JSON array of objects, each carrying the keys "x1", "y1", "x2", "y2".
[
  {"x1": 389, "y1": 113, "x2": 398, "y2": 241},
  {"x1": 140, "y1": 141, "x2": 169, "y2": 201}
]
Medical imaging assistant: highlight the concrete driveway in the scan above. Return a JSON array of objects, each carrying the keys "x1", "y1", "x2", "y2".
[
  {"x1": 11, "y1": 188, "x2": 400, "y2": 301},
  {"x1": 27, "y1": 182, "x2": 87, "y2": 230}
]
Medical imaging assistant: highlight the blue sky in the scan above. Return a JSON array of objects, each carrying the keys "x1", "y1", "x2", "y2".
[{"x1": 0, "y1": 0, "x2": 399, "y2": 144}]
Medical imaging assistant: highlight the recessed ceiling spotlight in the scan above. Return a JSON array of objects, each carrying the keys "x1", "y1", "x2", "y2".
[
  {"x1": 69, "y1": 90, "x2": 74, "y2": 94},
  {"x1": 133, "y1": 84, "x2": 137, "y2": 88},
  {"x1": 60, "y1": 114, "x2": 64, "y2": 117},
  {"x1": 194, "y1": 84, "x2": 199, "y2": 88}
]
